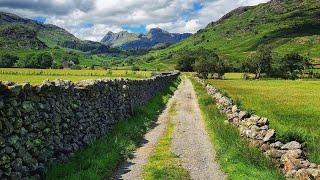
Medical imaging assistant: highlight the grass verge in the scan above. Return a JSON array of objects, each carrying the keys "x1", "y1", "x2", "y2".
[
  {"x1": 45, "y1": 79, "x2": 180, "y2": 180},
  {"x1": 143, "y1": 101, "x2": 190, "y2": 180},
  {"x1": 190, "y1": 78, "x2": 285, "y2": 180}
]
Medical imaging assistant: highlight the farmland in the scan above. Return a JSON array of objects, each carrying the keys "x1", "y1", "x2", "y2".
[
  {"x1": 0, "y1": 68, "x2": 152, "y2": 84},
  {"x1": 206, "y1": 78, "x2": 320, "y2": 164}
]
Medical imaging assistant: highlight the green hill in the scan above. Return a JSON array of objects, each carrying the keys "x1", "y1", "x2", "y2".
[
  {"x1": 138, "y1": 0, "x2": 320, "y2": 70},
  {"x1": 0, "y1": 11, "x2": 116, "y2": 54},
  {"x1": 0, "y1": 11, "x2": 124, "y2": 67}
]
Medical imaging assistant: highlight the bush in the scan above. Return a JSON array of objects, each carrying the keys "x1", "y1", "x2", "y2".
[
  {"x1": 70, "y1": 65, "x2": 82, "y2": 70},
  {"x1": 51, "y1": 61, "x2": 63, "y2": 69},
  {"x1": 0, "y1": 54, "x2": 19, "y2": 67},
  {"x1": 132, "y1": 66, "x2": 140, "y2": 71}
]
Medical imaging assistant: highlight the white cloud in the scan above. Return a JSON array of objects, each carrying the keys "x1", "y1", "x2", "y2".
[{"x1": 0, "y1": 0, "x2": 270, "y2": 41}]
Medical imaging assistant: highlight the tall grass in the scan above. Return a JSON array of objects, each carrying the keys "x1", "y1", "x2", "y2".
[
  {"x1": 45, "y1": 79, "x2": 180, "y2": 180},
  {"x1": 190, "y1": 78, "x2": 284, "y2": 180}
]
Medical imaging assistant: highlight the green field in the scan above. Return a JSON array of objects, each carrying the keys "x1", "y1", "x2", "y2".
[
  {"x1": 205, "y1": 78, "x2": 320, "y2": 164},
  {"x1": 0, "y1": 68, "x2": 152, "y2": 84}
]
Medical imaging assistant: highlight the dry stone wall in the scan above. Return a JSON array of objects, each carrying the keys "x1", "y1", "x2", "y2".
[
  {"x1": 195, "y1": 77, "x2": 320, "y2": 180},
  {"x1": 0, "y1": 72, "x2": 179, "y2": 179}
]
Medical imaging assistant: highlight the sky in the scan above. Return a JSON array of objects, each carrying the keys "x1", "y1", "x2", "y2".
[{"x1": 0, "y1": 0, "x2": 269, "y2": 41}]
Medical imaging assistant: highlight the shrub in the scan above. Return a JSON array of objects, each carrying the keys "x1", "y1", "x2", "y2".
[
  {"x1": 0, "y1": 54, "x2": 19, "y2": 67},
  {"x1": 70, "y1": 65, "x2": 82, "y2": 70},
  {"x1": 132, "y1": 66, "x2": 140, "y2": 71}
]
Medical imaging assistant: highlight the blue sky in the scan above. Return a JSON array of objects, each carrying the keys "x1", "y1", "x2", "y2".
[
  {"x1": 0, "y1": 0, "x2": 270, "y2": 40},
  {"x1": 122, "y1": 25, "x2": 147, "y2": 33},
  {"x1": 181, "y1": 2, "x2": 203, "y2": 21},
  {"x1": 32, "y1": 17, "x2": 46, "y2": 24}
]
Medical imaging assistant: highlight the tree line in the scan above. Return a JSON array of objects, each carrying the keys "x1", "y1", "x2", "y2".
[
  {"x1": 0, "y1": 52, "x2": 80, "y2": 69},
  {"x1": 175, "y1": 46, "x2": 313, "y2": 80}
]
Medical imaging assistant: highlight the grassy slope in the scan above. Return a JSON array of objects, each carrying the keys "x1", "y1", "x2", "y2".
[
  {"x1": 143, "y1": 101, "x2": 191, "y2": 180},
  {"x1": 207, "y1": 79, "x2": 320, "y2": 164},
  {"x1": 138, "y1": 0, "x2": 320, "y2": 69},
  {"x1": 45, "y1": 78, "x2": 180, "y2": 179},
  {"x1": 0, "y1": 12, "x2": 120, "y2": 67},
  {"x1": 190, "y1": 78, "x2": 284, "y2": 180}
]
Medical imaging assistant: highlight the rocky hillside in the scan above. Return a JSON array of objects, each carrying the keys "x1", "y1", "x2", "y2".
[
  {"x1": 101, "y1": 28, "x2": 192, "y2": 49},
  {"x1": 0, "y1": 11, "x2": 115, "y2": 53},
  {"x1": 142, "y1": 0, "x2": 320, "y2": 68}
]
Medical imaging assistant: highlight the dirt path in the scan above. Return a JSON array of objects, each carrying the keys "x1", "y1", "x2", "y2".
[
  {"x1": 172, "y1": 78, "x2": 225, "y2": 180},
  {"x1": 112, "y1": 77, "x2": 225, "y2": 180}
]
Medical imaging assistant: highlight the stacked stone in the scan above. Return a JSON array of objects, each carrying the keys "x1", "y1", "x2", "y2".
[
  {"x1": 0, "y1": 72, "x2": 179, "y2": 179},
  {"x1": 195, "y1": 77, "x2": 320, "y2": 180}
]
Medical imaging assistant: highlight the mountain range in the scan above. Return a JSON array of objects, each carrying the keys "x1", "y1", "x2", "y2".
[
  {"x1": 142, "y1": 0, "x2": 320, "y2": 69},
  {"x1": 101, "y1": 28, "x2": 192, "y2": 49}
]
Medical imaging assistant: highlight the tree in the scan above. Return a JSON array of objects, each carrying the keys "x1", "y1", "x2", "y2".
[
  {"x1": 243, "y1": 45, "x2": 273, "y2": 79},
  {"x1": 38, "y1": 52, "x2": 53, "y2": 69},
  {"x1": 194, "y1": 56, "x2": 214, "y2": 79},
  {"x1": 174, "y1": 49, "x2": 197, "y2": 72},
  {"x1": 280, "y1": 53, "x2": 312, "y2": 79},
  {"x1": 132, "y1": 65, "x2": 140, "y2": 71},
  {"x1": 17, "y1": 52, "x2": 53, "y2": 69},
  {"x1": 101, "y1": 61, "x2": 110, "y2": 70},
  {"x1": 0, "y1": 54, "x2": 19, "y2": 67},
  {"x1": 194, "y1": 50, "x2": 224, "y2": 79}
]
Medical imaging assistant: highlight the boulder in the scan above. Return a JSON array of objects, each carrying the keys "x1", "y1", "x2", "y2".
[
  {"x1": 281, "y1": 149, "x2": 303, "y2": 160},
  {"x1": 295, "y1": 169, "x2": 314, "y2": 179},
  {"x1": 239, "y1": 111, "x2": 250, "y2": 120},
  {"x1": 231, "y1": 105, "x2": 239, "y2": 113},
  {"x1": 270, "y1": 141, "x2": 284, "y2": 149},
  {"x1": 281, "y1": 141, "x2": 301, "y2": 150},
  {"x1": 257, "y1": 117, "x2": 269, "y2": 126},
  {"x1": 263, "y1": 129, "x2": 275, "y2": 142}
]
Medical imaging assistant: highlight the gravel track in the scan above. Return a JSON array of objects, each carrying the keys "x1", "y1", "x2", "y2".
[
  {"x1": 171, "y1": 78, "x2": 225, "y2": 180},
  {"x1": 112, "y1": 77, "x2": 225, "y2": 180}
]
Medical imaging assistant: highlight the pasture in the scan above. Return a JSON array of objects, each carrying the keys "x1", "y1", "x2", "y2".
[
  {"x1": 0, "y1": 68, "x2": 152, "y2": 84},
  {"x1": 206, "y1": 78, "x2": 320, "y2": 164}
]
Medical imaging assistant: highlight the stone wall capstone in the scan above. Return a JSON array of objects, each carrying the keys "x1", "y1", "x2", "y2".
[{"x1": 0, "y1": 72, "x2": 179, "y2": 179}]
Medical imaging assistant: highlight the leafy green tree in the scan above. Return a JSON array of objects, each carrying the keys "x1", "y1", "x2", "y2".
[
  {"x1": 280, "y1": 53, "x2": 312, "y2": 79},
  {"x1": 101, "y1": 61, "x2": 110, "y2": 70},
  {"x1": 174, "y1": 49, "x2": 197, "y2": 72},
  {"x1": 17, "y1": 52, "x2": 53, "y2": 69},
  {"x1": 38, "y1": 52, "x2": 53, "y2": 69},
  {"x1": 243, "y1": 46, "x2": 273, "y2": 79},
  {"x1": 0, "y1": 54, "x2": 19, "y2": 67},
  {"x1": 194, "y1": 56, "x2": 214, "y2": 79},
  {"x1": 194, "y1": 50, "x2": 224, "y2": 79},
  {"x1": 132, "y1": 65, "x2": 140, "y2": 71}
]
